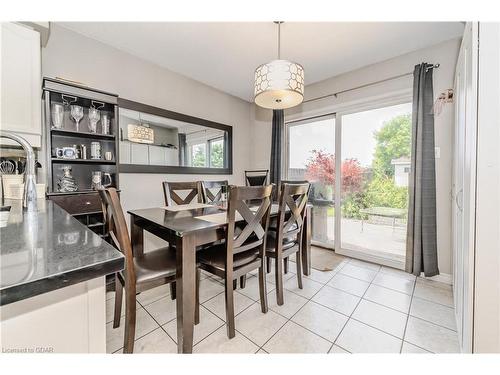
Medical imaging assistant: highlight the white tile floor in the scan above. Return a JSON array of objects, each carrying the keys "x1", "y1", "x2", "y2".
[{"x1": 107, "y1": 255, "x2": 460, "y2": 354}]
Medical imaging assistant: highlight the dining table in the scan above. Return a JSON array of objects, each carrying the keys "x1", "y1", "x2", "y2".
[{"x1": 128, "y1": 202, "x2": 311, "y2": 353}]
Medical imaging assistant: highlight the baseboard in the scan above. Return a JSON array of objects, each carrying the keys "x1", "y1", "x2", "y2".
[{"x1": 420, "y1": 272, "x2": 453, "y2": 285}]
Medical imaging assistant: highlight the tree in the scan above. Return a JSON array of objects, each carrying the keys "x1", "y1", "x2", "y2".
[
  {"x1": 304, "y1": 150, "x2": 364, "y2": 196},
  {"x1": 210, "y1": 142, "x2": 224, "y2": 168},
  {"x1": 372, "y1": 114, "x2": 411, "y2": 177},
  {"x1": 192, "y1": 145, "x2": 206, "y2": 167}
]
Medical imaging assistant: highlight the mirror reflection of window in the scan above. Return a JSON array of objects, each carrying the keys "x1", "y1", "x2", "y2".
[
  {"x1": 118, "y1": 107, "x2": 228, "y2": 169},
  {"x1": 209, "y1": 138, "x2": 224, "y2": 168},
  {"x1": 190, "y1": 143, "x2": 207, "y2": 167}
]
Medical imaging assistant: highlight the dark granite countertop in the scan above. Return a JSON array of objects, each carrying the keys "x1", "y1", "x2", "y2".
[{"x1": 0, "y1": 199, "x2": 124, "y2": 306}]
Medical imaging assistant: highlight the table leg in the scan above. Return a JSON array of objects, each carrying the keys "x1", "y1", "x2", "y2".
[
  {"x1": 301, "y1": 206, "x2": 312, "y2": 276},
  {"x1": 175, "y1": 234, "x2": 196, "y2": 354},
  {"x1": 130, "y1": 215, "x2": 144, "y2": 257}
]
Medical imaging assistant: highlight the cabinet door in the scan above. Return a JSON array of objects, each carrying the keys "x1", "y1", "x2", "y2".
[
  {"x1": 1, "y1": 23, "x2": 41, "y2": 147},
  {"x1": 165, "y1": 148, "x2": 179, "y2": 166},
  {"x1": 453, "y1": 22, "x2": 478, "y2": 353},
  {"x1": 148, "y1": 145, "x2": 167, "y2": 165},
  {"x1": 119, "y1": 141, "x2": 131, "y2": 164},
  {"x1": 130, "y1": 143, "x2": 149, "y2": 165}
]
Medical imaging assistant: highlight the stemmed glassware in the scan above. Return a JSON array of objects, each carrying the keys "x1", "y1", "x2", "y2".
[
  {"x1": 88, "y1": 108, "x2": 100, "y2": 133},
  {"x1": 70, "y1": 105, "x2": 84, "y2": 132}
]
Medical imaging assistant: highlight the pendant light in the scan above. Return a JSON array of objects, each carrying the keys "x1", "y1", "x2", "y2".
[{"x1": 254, "y1": 21, "x2": 304, "y2": 110}]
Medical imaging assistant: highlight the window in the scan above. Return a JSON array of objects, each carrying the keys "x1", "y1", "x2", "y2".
[
  {"x1": 209, "y1": 137, "x2": 224, "y2": 168},
  {"x1": 286, "y1": 116, "x2": 335, "y2": 248},
  {"x1": 190, "y1": 143, "x2": 207, "y2": 167}
]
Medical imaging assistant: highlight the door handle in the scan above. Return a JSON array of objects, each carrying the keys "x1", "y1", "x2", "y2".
[{"x1": 455, "y1": 188, "x2": 464, "y2": 211}]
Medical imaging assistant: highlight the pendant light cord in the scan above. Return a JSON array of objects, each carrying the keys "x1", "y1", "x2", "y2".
[{"x1": 277, "y1": 22, "x2": 281, "y2": 59}]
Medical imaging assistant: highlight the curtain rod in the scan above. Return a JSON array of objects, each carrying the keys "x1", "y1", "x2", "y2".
[{"x1": 303, "y1": 63, "x2": 440, "y2": 104}]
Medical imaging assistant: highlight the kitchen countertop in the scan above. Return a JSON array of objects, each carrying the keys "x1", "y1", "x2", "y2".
[{"x1": 0, "y1": 199, "x2": 124, "y2": 306}]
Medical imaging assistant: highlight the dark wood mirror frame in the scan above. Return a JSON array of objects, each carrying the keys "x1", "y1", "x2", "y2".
[{"x1": 118, "y1": 98, "x2": 233, "y2": 175}]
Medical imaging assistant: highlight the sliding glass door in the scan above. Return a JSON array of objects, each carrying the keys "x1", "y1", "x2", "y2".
[
  {"x1": 337, "y1": 103, "x2": 412, "y2": 268},
  {"x1": 286, "y1": 102, "x2": 412, "y2": 268},
  {"x1": 286, "y1": 115, "x2": 335, "y2": 248}
]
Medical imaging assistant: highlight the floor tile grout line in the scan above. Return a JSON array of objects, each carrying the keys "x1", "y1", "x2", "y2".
[
  {"x1": 331, "y1": 263, "x2": 381, "y2": 351},
  {"x1": 190, "y1": 302, "x2": 236, "y2": 349},
  {"x1": 258, "y1": 261, "x2": 346, "y2": 353},
  {"x1": 400, "y1": 273, "x2": 417, "y2": 353},
  {"x1": 406, "y1": 314, "x2": 459, "y2": 333},
  {"x1": 400, "y1": 340, "x2": 434, "y2": 354},
  {"x1": 411, "y1": 294, "x2": 455, "y2": 309},
  {"x1": 110, "y1": 256, "x2": 451, "y2": 354},
  {"x1": 191, "y1": 301, "x2": 264, "y2": 352},
  {"x1": 331, "y1": 343, "x2": 352, "y2": 353},
  {"x1": 139, "y1": 298, "x2": 179, "y2": 345},
  {"x1": 316, "y1": 281, "x2": 412, "y2": 316}
]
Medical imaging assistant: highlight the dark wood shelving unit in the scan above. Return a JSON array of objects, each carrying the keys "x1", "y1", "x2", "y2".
[
  {"x1": 43, "y1": 77, "x2": 120, "y2": 236},
  {"x1": 51, "y1": 128, "x2": 116, "y2": 140},
  {"x1": 51, "y1": 158, "x2": 116, "y2": 165}
]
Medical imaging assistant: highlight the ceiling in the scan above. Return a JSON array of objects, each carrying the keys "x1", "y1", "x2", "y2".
[{"x1": 58, "y1": 22, "x2": 464, "y2": 102}]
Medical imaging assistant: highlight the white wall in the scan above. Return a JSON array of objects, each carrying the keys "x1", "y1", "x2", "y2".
[
  {"x1": 251, "y1": 38, "x2": 461, "y2": 275},
  {"x1": 41, "y1": 25, "x2": 252, "y2": 218}
]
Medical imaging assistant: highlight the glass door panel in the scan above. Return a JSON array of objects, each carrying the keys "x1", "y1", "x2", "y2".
[
  {"x1": 287, "y1": 116, "x2": 335, "y2": 248},
  {"x1": 338, "y1": 103, "x2": 412, "y2": 268}
]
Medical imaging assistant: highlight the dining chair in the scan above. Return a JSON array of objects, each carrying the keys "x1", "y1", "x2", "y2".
[
  {"x1": 244, "y1": 169, "x2": 269, "y2": 186},
  {"x1": 201, "y1": 180, "x2": 228, "y2": 204},
  {"x1": 100, "y1": 187, "x2": 200, "y2": 353},
  {"x1": 267, "y1": 179, "x2": 310, "y2": 274},
  {"x1": 266, "y1": 182, "x2": 310, "y2": 306},
  {"x1": 197, "y1": 184, "x2": 273, "y2": 338},
  {"x1": 162, "y1": 181, "x2": 204, "y2": 206},
  {"x1": 162, "y1": 181, "x2": 205, "y2": 299}
]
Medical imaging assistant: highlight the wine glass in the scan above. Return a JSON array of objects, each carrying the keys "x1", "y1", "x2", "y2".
[
  {"x1": 51, "y1": 103, "x2": 64, "y2": 129},
  {"x1": 70, "y1": 105, "x2": 84, "y2": 132},
  {"x1": 88, "y1": 108, "x2": 100, "y2": 133}
]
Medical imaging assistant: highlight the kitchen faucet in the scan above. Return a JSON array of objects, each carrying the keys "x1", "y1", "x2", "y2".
[{"x1": 0, "y1": 130, "x2": 37, "y2": 211}]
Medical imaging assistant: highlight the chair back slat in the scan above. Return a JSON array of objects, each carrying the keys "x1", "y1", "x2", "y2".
[
  {"x1": 163, "y1": 181, "x2": 203, "y2": 206},
  {"x1": 226, "y1": 185, "x2": 273, "y2": 254},
  {"x1": 202, "y1": 180, "x2": 228, "y2": 204},
  {"x1": 244, "y1": 170, "x2": 269, "y2": 186},
  {"x1": 275, "y1": 182, "x2": 310, "y2": 246},
  {"x1": 100, "y1": 188, "x2": 136, "y2": 284},
  {"x1": 98, "y1": 188, "x2": 114, "y2": 240}
]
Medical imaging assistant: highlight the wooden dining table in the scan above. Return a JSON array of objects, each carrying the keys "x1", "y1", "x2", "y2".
[{"x1": 128, "y1": 203, "x2": 311, "y2": 353}]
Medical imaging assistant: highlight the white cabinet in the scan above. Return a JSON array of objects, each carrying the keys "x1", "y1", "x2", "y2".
[
  {"x1": 165, "y1": 148, "x2": 179, "y2": 166},
  {"x1": 0, "y1": 22, "x2": 41, "y2": 147},
  {"x1": 1, "y1": 278, "x2": 106, "y2": 353},
  {"x1": 130, "y1": 143, "x2": 149, "y2": 165},
  {"x1": 119, "y1": 141, "x2": 131, "y2": 164},
  {"x1": 148, "y1": 145, "x2": 167, "y2": 165}
]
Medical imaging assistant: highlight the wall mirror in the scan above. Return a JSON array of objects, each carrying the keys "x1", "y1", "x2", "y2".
[{"x1": 118, "y1": 99, "x2": 232, "y2": 174}]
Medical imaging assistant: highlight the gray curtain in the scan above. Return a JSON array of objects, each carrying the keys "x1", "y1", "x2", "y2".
[
  {"x1": 178, "y1": 133, "x2": 187, "y2": 166},
  {"x1": 270, "y1": 109, "x2": 284, "y2": 187},
  {"x1": 406, "y1": 63, "x2": 439, "y2": 277}
]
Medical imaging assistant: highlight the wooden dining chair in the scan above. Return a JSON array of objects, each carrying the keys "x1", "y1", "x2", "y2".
[
  {"x1": 100, "y1": 187, "x2": 200, "y2": 353},
  {"x1": 201, "y1": 180, "x2": 228, "y2": 204},
  {"x1": 162, "y1": 181, "x2": 204, "y2": 206},
  {"x1": 244, "y1": 169, "x2": 269, "y2": 186},
  {"x1": 197, "y1": 184, "x2": 273, "y2": 338},
  {"x1": 266, "y1": 182, "x2": 310, "y2": 306},
  {"x1": 162, "y1": 181, "x2": 205, "y2": 299},
  {"x1": 267, "y1": 179, "x2": 310, "y2": 274}
]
